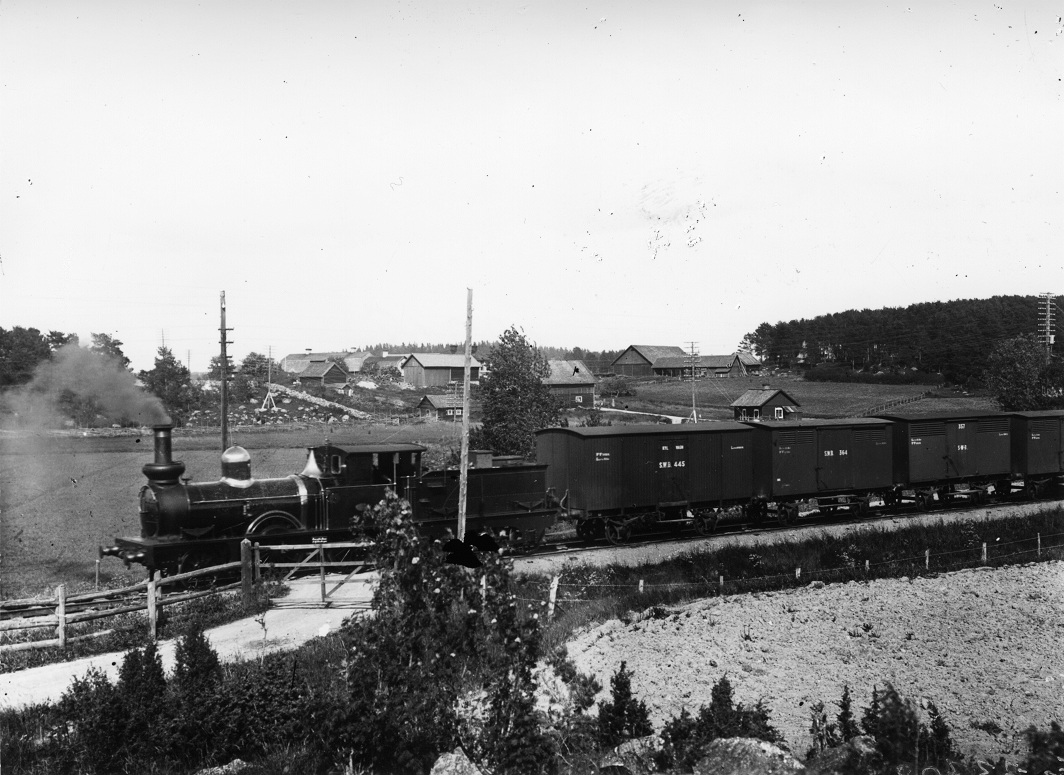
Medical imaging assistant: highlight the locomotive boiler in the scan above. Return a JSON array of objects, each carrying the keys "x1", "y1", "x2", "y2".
[{"x1": 102, "y1": 425, "x2": 557, "y2": 575}]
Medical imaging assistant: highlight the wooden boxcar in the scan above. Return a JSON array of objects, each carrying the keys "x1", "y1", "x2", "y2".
[
  {"x1": 536, "y1": 423, "x2": 755, "y2": 541},
  {"x1": 745, "y1": 418, "x2": 895, "y2": 520},
  {"x1": 1009, "y1": 410, "x2": 1064, "y2": 497}
]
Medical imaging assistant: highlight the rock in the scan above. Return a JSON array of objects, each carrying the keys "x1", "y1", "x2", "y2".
[
  {"x1": 804, "y1": 736, "x2": 881, "y2": 775},
  {"x1": 810, "y1": 580, "x2": 825, "y2": 589},
  {"x1": 430, "y1": 748, "x2": 483, "y2": 775},
  {"x1": 693, "y1": 738, "x2": 804, "y2": 775},
  {"x1": 194, "y1": 761, "x2": 251, "y2": 775},
  {"x1": 599, "y1": 734, "x2": 660, "y2": 775}
]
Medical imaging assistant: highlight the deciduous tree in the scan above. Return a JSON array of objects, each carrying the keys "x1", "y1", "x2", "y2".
[
  {"x1": 472, "y1": 326, "x2": 560, "y2": 458},
  {"x1": 0, "y1": 326, "x2": 50, "y2": 387},
  {"x1": 983, "y1": 334, "x2": 1062, "y2": 411}
]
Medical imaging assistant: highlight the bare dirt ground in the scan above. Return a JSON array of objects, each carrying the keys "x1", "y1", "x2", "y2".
[{"x1": 566, "y1": 560, "x2": 1064, "y2": 766}]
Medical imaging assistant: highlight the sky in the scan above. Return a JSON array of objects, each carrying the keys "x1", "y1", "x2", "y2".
[{"x1": 1, "y1": 0, "x2": 1061, "y2": 373}]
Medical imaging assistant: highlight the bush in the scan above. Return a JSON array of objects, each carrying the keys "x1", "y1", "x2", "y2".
[
  {"x1": 654, "y1": 675, "x2": 781, "y2": 770},
  {"x1": 858, "y1": 684, "x2": 961, "y2": 775},
  {"x1": 597, "y1": 661, "x2": 652, "y2": 748}
]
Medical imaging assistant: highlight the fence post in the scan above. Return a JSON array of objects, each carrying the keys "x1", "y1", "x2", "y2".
[
  {"x1": 147, "y1": 572, "x2": 159, "y2": 641},
  {"x1": 55, "y1": 584, "x2": 66, "y2": 650},
  {"x1": 547, "y1": 575, "x2": 559, "y2": 620},
  {"x1": 319, "y1": 547, "x2": 326, "y2": 604},
  {"x1": 925, "y1": 549, "x2": 930, "y2": 570},
  {"x1": 1037, "y1": 533, "x2": 1041, "y2": 557},
  {"x1": 795, "y1": 567, "x2": 801, "y2": 581},
  {"x1": 638, "y1": 579, "x2": 644, "y2": 594},
  {"x1": 254, "y1": 543, "x2": 262, "y2": 581},
  {"x1": 982, "y1": 542, "x2": 987, "y2": 564},
  {"x1": 864, "y1": 559, "x2": 869, "y2": 574},
  {"x1": 241, "y1": 539, "x2": 254, "y2": 608},
  {"x1": 480, "y1": 573, "x2": 487, "y2": 601},
  {"x1": 95, "y1": 559, "x2": 100, "y2": 590},
  {"x1": 719, "y1": 575, "x2": 724, "y2": 594}
]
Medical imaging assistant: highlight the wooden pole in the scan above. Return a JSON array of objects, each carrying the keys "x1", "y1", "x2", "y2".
[
  {"x1": 457, "y1": 288, "x2": 473, "y2": 541},
  {"x1": 547, "y1": 575, "x2": 559, "y2": 620},
  {"x1": 147, "y1": 572, "x2": 159, "y2": 640},
  {"x1": 241, "y1": 539, "x2": 253, "y2": 608},
  {"x1": 220, "y1": 291, "x2": 231, "y2": 452},
  {"x1": 55, "y1": 585, "x2": 66, "y2": 650}
]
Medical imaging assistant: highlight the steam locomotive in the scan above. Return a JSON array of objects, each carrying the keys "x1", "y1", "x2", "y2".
[
  {"x1": 103, "y1": 409, "x2": 1064, "y2": 575},
  {"x1": 100, "y1": 425, "x2": 557, "y2": 575}
]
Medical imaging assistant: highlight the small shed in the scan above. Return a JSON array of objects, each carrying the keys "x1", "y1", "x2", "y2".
[
  {"x1": 298, "y1": 360, "x2": 348, "y2": 386},
  {"x1": 402, "y1": 353, "x2": 482, "y2": 388},
  {"x1": 417, "y1": 394, "x2": 466, "y2": 421},
  {"x1": 544, "y1": 360, "x2": 596, "y2": 407},
  {"x1": 731, "y1": 387, "x2": 801, "y2": 421}
]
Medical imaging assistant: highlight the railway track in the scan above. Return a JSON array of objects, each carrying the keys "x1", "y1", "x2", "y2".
[{"x1": 523, "y1": 493, "x2": 1064, "y2": 565}]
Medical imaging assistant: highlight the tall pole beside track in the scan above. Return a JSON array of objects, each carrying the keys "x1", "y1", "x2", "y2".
[
  {"x1": 457, "y1": 288, "x2": 473, "y2": 541},
  {"x1": 220, "y1": 292, "x2": 232, "y2": 451}
]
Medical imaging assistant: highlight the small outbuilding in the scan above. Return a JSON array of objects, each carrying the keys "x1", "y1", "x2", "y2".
[
  {"x1": 402, "y1": 353, "x2": 482, "y2": 388},
  {"x1": 731, "y1": 387, "x2": 801, "y2": 421},
  {"x1": 417, "y1": 394, "x2": 466, "y2": 421},
  {"x1": 298, "y1": 360, "x2": 348, "y2": 386},
  {"x1": 544, "y1": 360, "x2": 596, "y2": 407}
]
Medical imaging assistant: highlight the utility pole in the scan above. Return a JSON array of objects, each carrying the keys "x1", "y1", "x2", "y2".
[
  {"x1": 219, "y1": 292, "x2": 233, "y2": 451},
  {"x1": 1038, "y1": 292, "x2": 1055, "y2": 362},
  {"x1": 685, "y1": 341, "x2": 700, "y2": 422},
  {"x1": 457, "y1": 288, "x2": 473, "y2": 541}
]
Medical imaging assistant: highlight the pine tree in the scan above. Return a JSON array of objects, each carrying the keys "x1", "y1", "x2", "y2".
[{"x1": 597, "y1": 661, "x2": 653, "y2": 748}]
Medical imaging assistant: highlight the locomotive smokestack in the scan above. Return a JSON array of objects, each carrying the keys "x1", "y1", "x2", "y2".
[{"x1": 142, "y1": 424, "x2": 186, "y2": 484}]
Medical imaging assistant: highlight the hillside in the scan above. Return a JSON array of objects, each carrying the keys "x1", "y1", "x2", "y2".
[{"x1": 743, "y1": 295, "x2": 1058, "y2": 385}]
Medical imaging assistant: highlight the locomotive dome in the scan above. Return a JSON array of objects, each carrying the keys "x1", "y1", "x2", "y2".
[{"x1": 220, "y1": 445, "x2": 253, "y2": 487}]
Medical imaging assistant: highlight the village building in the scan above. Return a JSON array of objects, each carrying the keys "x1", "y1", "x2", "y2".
[
  {"x1": 653, "y1": 352, "x2": 763, "y2": 378},
  {"x1": 296, "y1": 360, "x2": 348, "y2": 387},
  {"x1": 417, "y1": 394, "x2": 466, "y2": 421},
  {"x1": 280, "y1": 350, "x2": 370, "y2": 374},
  {"x1": 731, "y1": 387, "x2": 802, "y2": 421},
  {"x1": 610, "y1": 345, "x2": 687, "y2": 377},
  {"x1": 401, "y1": 353, "x2": 482, "y2": 388},
  {"x1": 544, "y1": 360, "x2": 596, "y2": 407}
]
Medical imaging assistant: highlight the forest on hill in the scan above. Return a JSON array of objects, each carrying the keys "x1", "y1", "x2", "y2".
[{"x1": 741, "y1": 295, "x2": 1058, "y2": 385}]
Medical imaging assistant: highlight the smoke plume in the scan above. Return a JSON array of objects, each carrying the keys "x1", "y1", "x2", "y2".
[{"x1": 3, "y1": 344, "x2": 170, "y2": 428}]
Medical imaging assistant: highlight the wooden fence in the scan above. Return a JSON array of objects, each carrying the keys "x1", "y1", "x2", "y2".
[{"x1": 0, "y1": 539, "x2": 371, "y2": 653}]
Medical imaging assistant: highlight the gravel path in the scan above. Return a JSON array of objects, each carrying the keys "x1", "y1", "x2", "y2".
[{"x1": 567, "y1": 560, "x2": 1064, "y2": 765}]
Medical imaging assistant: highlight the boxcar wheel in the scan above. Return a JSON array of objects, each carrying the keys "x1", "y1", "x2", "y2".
[
  {"x1": 694, "y1": 512, "x2": 716, "y2": 536},
  {"x1": 605, "y1": 521, "x2": 630, "y2": 545}
]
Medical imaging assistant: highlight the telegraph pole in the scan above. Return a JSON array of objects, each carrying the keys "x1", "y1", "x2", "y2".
[
  {"x1": 457, "y1": 288, "x2": 473, "y2": 541},
  {"x1": 685, "y1": 341, "x2": 700, "y2": 422},
  {"x1": 1038, "y1": 292, "x2": 1055, "y2": 362},
  {"x1": 219, "y1": 292, "x2": 233, "y2": 451}
]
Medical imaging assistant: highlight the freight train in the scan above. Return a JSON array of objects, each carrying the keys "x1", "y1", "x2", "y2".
[{"x1": 102, "y1": 410, "x2": 1064, "y2": 574}]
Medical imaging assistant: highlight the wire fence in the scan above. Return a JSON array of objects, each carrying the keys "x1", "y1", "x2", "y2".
[{"x1": 528, "y1": 529, "x2": 1064, "y2": 619}]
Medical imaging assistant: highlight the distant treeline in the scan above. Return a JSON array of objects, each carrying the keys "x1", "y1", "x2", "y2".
[{"x1": 742, "y1": 295, "x2": 1058, "y2": 385}]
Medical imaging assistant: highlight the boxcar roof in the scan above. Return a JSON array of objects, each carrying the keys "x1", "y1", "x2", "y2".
[
  {"x1": 536, "y1": 422, "x2": 752, "y2": 438},
  {"x1": 334, "y1": 443, "x2": 428, "y2": 454},
  {"x1": 745, "y1": 418, "x2": 892, "y2": 428},
  {"x1": 1009, "y1": 410, "x2": 1064, "y2": 418},
  {"x1": 875, "y1": 411, "x2": 1011, "y2": 422}
]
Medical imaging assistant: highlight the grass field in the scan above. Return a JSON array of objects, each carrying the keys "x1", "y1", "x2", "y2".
[{"x1": 620, "y1": 374, "x2": 997, "y2": 419}]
